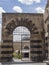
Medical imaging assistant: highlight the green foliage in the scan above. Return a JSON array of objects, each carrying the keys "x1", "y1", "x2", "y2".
[
  {"x1": 13, "y1": 52, "x2": 22, "y2": 59},
  {"x1": 18, "y1": 54, "x2": 22, "y2": 59}
]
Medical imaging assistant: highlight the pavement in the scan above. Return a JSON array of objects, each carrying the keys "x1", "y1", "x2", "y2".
[
  {"x1": 0, "y1": 59, "x2": 47, "y2": 65},
  {"x1": 0, "y1": 63, "x2": 47, "y2": 65}
]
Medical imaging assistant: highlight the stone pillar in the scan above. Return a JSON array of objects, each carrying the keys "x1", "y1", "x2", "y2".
[
  {"x1": 47, "y1": 25, "x2": 49, "y2": 60},
  {"x1": 1, "y1": 34, "x2": 13, "y2": 62},
  {"x1": 1, "y1": 16, "x2": 13, "y2": 62},
  {"x1": 30, "y1": 25, "x2": 43, "y2": 62}
]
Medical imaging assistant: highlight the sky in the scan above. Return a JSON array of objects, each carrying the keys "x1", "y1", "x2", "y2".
[{"x1": 0, "y1": 0, "x2": 47, "y2": 42}]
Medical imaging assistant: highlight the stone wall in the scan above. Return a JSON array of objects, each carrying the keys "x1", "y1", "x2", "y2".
[{"x1": 1, "y1": 13, "x2": 44, "y2": 62}]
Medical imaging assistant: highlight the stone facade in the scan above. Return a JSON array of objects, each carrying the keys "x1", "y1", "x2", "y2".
[
  {"x1": 0, "y1": 0, "x2": 49, "y2": 62},
  {"x1": 1, "y1": 13, "x2": 44, "y2": 62},
  {"x1": 44, "y1": 0, "x2": 49, "y2": 60}
]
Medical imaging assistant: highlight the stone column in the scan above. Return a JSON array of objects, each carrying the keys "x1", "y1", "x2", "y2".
[
  {"x1": 47, "y1": 26, "x2": 49, "y2": 60},
  {"x1": 1, "y1": 33, "x2": 13, "y2": 62},
  {"x1": 30, "y1": 25, "x2": 43, "y2": 62}
]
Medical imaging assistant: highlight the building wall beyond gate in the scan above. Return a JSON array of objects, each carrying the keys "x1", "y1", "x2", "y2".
[{"x1": 1, "y1": 13, "x2": 44, "y2": 62}]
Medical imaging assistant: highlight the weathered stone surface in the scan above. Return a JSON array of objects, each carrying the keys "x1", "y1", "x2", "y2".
[
  {"x1": 44, "y1": 0, "x2": 49, "y2": 61},
  {"x1": 1, "y1": 13, "x2": 45, "y2": 62}
]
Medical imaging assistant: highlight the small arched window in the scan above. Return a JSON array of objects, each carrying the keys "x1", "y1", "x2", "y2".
[{"x1": 24, "y1": 46, "x2": 29, "y2": 50}]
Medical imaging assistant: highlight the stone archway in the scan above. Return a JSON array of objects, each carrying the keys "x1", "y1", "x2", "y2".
[
  {"x1": 1, "y1": 13, "x2": 43, "y2": 62},
  {"x1": 13, "y1": 26, "x2": 30, "y2": 61}
]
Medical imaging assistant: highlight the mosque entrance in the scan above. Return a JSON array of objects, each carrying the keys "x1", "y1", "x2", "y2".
[
  {"x1": 13, "y1": 26, "x2": 30, "y2": 61},
  {"x1": 1, "y1": 13, "x2": 43, "y2": 62}
]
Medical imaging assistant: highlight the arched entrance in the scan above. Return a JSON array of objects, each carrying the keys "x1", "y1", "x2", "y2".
[
  {"x1": 13, "y1": 26, "x2": 30, "y2": 61},
  {"x1": 1, "y1": 13, "x2": 43, "y2": 62}
]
